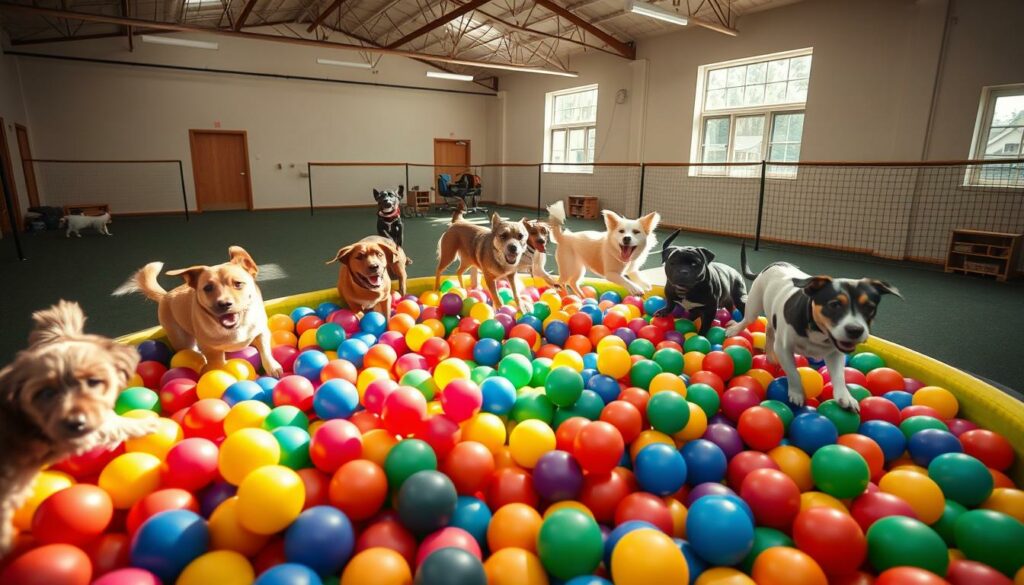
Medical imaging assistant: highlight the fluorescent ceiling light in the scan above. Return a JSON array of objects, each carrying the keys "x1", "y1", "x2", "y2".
[
  {"x1": 140, "y1": 35, "x2": 219, "y2": 50},
  {"x1": 316, "y1": 58, "x2": 373, "y2": 69},
  {"x1": 470, "y1": 62, "x2": 579, "y2": 77},
  {"x1": 427, "y1": 71, "x2": 475, "y2": 81},
  {"x1": 626, "y1": 0, "x2": 688, "y2": 25}
]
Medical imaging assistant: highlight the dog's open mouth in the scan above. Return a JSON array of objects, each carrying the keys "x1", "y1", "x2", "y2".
[
  {"x1": 619, "y1": 244, "x2": 637, "y2": 261},
  {"x1": 504, "y1": 250, "x2": 520, "y2": 264},
  {"x1": 364, "y1": 272, "x2": 384, "y2": 288},
  {"x1": 219, "y1": 312, "x2": 240, "y2": 329},
  {"x1": 830, "y1": 335, "x2": 859, "y2": 353},
  {"x1": 532, "y1": 240, "x2": 547, "y2": 253}
]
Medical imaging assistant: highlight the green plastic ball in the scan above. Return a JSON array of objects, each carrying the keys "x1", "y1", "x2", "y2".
[
  {"x1": 502, "y1": 337, "x2": 533, "y2": 359},
  {"x1": 498, "y1": 289, "x2": 514, "y2": 304},
  {"x1": 818, "y1": 400, "x2": 862, "y2": 435},
  {"x1": 900, "y1": 415, "x2": 949, "y2": 439},
  {"x1": 460, "y1": 297, "x2": 478, "y2": 317},
  {"x1": 674, "y1": 320, "x2": 697, "y2": 335},
  {"x1": 706, "y1": 326, "x2": 726, "y2": 346},
  {"x1": 510, "y1": 390, "x2": 554, "y2": 424},
  {"x1": 262, "y1": 405, "x2": 309, "y2": 431},
  {"x1": 400, "y1": 369, "x2": 438, "y2": 401},
  {"x1": 931, "y1": 500, "x2": 967, "y2": 546},
  {"x1": 271, "y1": 427, "x2": 311, "y2": 470},
  {"x1": 848, "y1": 352, "x2": 885, "y2": 374},
  {"x1": 848, "y1": 384, "x2": 872, "y2": 403},
  {"x1": 740, "y1": 526, "x2": 793, "y2": 573},
  {"x1": 479, "y1": 319, "x2": 507, "y2": 341},
  {"x1": 440, "y1": 315, "x2": 460, "y2": 336},
  {"x1": 647, "y1": 391, "x2": 690, "y2": 435},
  {"x1": 760, "y1": 400, "x2": 794, "y2": 429},
  {"x1": 652, "y1": 348, "x2": 684, "y2": 375},
  {"x1": 683, "y1": 335, "x2": 712, "y2": 354},
  {"x1": 115, "y1": 387, "x2": 161, "y2": 415},
  {"x1": 498, "y1": 354, "x2": 534, "y2": 389},
  {"x1": 314, "y1": 323, "x2": 346, "y2": 351},
  {"x1": 536, "y1": 509, "x2": 603, "y2": 580},
  {"x1": 928, "y1": 453, "x2": 994, "y2": 507},
  {"x1": 471, "y1": 366, "x2": 496, "y2": 384},
  {"x1": 687, "y1": 383, "x2": 721, "y2": 418},
  {"x1": 628, "y1": 338, "x2": 655, "y2": 359},
  {"x1": 811, "y1": 444, "x2": 870, "y2": 499},
  {"x1": 532, "y1": 302, "x2": 552, "y2": 321},
  {"x1": 545, "y1": 367, "x2": 584, "y2": 407},
  {"x1": 384, "y1": 438, "x2": 438, "y2": 490},
  {"x1": 629, "y1": 359, "x2": 663, "y2": 390},
  {"x1": 530, "y1": 358, "x2": 553, "y2": 387},
  {"x1": 866, "y1": 516, "x2": 948, "y2": 576},
  {"x1": 723, "y1": 346, "x2": 752, "y2": 375},
  {"x1": 553, "y1": 391, "x2": 604, "y2": 425},
  {"x1": 954, "y1": 509, "x2": 1024, "y2": 576},
  {"x1": 440, "y1": 280, "x2": 456, "y2": 293}
]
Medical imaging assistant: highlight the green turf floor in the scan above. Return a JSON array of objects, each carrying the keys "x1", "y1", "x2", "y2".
[{"x1": 1, "y1": 205, "x2": 1022, "y2": 393}]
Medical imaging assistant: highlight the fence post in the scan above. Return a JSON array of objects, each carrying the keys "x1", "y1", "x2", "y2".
[
  {"x1": 637, "y1": 163, "x2": 646, "y2": 217},
  {"x1": 536, "y1": 164, "x2": 542, "y2": 218},
  {"x1": 307, "y1": 163, "x2": 314, "y2": 216},
  {"x1": 755, "y1": 160, "x2": 766, "y2": 251},
  {"x1": 404, "y1": 163, "x2": 410, "y2": 197},
  {"x1": 177, "y1": 160, "x2": 190, "y2": 222},
  {"x1": 0, "y1": 155, "x2": 26, "y2": 260}
]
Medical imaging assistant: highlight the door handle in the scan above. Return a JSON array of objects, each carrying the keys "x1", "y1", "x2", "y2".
[{"x1": 240, "y1": 172, "x2": 246, "y2": 176}]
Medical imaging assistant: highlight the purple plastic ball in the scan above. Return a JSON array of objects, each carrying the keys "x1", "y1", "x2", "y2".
[
  {"x1": 716, "y1": 309, "x2": 732, "y2": 323},
  {"x1": 137, "y1": 340, "x2": 173, "y2": 365},
  {"x1": 440, "y1": 293, "x2": 463, "y2": 316},
  {"x1": 946, "y1": 418, "x2": 979, "y2": 437},
  {"x1": 703, "y1": 423, "x2": 745, "y2": 460},
  {"x1": 904, "y1": 378, "x2": 925, "y2": 393},
  {"x1": 532, "y1": 450, "x2": 583, "y2": 502},
  {"x1": 494, "y1": 313, "x2": 515, "y2": 333},
  {"x1": 614, "y1": 327, "x2": 637, "y2": 345},
  {"x1": 227, "y1": 346, "x2": 261, "y2": 371},
  {"x1": 685, "y1": 482, "x2": 737, "y2": 506},
  {"x1": 329, "y1": 309, "x2": 361, "y2": 335},
  {"x1": 663, "y1": 331, "x2": 685, "y2": 346}
]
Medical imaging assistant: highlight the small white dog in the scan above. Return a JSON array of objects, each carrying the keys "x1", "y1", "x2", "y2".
[
  {"x1": 61, "y1": 213, "x2": 112, "y2": 238},
  {"x1": 546, "y1": 200, "x2": 660, "y2": 297}
]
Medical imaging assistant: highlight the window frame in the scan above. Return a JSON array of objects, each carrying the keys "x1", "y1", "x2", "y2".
[
  {"x1": 690, "y1": 48, "x2": 813, "y2": 178},
  {"x1": 544, "y1": 84, "x2": 599, "y2": 174},
  {"x1": 966, "y1": 84, "x2": 1024, "y2": 188}
]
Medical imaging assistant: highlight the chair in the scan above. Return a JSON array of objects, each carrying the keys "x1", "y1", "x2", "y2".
[{"x1": 437, "y1": 172, "x2": 486, "y2": 214}]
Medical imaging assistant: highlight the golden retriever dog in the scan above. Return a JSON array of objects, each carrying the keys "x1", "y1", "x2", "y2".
[
  {"x1": 435, "y1": 209, "x2": 529, "y2": 310},
  {"x1": 547, "y1": 200, "x2": 660, "y2": 297},
  {"x1": 0, "y1": 301, "x2": 159, "y2": 556},
  {"x1": 114, "y1": 246, "x2": 282, "y2": 377},
  {"x1": 328, "y1": 235, "x2": 409, "y2": 316}
]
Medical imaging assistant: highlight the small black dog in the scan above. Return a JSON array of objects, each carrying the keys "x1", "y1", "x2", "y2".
[
  {"x1": 655, "y1": 230, "x2": 748, "y2": 334},
  {"x1": 374, "y1": 186, "x2": 404, "y2": 247}
]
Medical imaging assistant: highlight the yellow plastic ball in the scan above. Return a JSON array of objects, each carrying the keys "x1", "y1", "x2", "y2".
[
  {"x1": 769, "y1": 445, "x2": 814, "y2": 492},
  {"x1": 551, "y1": 349, "x2": 584, "y2": 372},
  {"x1": 611, "y1": 528, "x2": 689, "y2": 585},
  {"x1": 797, "y1": 367, "x2": 824, "y2": 399},
  {"x1": 470, "y1": 302, "x2": 495, "y2": 322},
  {"x1": 298, "y1": 329, "x2": 320, "y2": 351},
  {"x1": 420, "y1": 290, "x2": 440, "y2": 307},
  {"x1": 224, "y1": 401, "x2": 272, "y2": 435},
  {"x1": 222, "y1": 358, "x2": 257, "y2": 381},
  {"x1": 13, "y1": 471, "x2": 74, "y2": 530},
  {"x1": 484, "y1": 548, "x2": 548, "y2": 585},
  {"x1": 509, "y1": 420, "x2": 556, "y2": 469},
  {"x1": 361, "y1": 429, "x2": 399, "y2": 468},
  {"x1": 751, "y1": 331, "x2": 767, "y2": 351},
  {"x1": 539, "y1": 292, "x2": 562, "y2": 312},
  {"x1": 879, "y1": 469, "x2": 945, "y2": 524},
  {"x1": 125, "y1": 414, "x2": 182, "y2": 460},
  {"x1": 268, "y1": 314, "x2": 295, "y2": 332},
  {"x1": 422, "y1": 318, "x2": 446, "y2": 338},
  {"x1": 800, "y1": 491, "x2": 848, "y2": 513},
  {"x1": 357, "y1": 367, "x2": 392, "y2": 399},
  {"x1": 171, "y1": 349, "x2": 207, "y2": 372},
  {"x1": 649, "y1": 372, "x2": 687, "y2": 397},
  {"x1": 696, "y1": 567, "x2": 756, "y2": 585},
  {"x1": 324, "y1": 350, "x2": 338, "y2": 361},
  {"x1": 177, "y1": 550, "x2": 254, "y2": 585},
  {"x1": 982, "y1": 488, "x2": 1024, "y2": 523},
  {"x1": 544, "y1": 501, "x2": 594, "y2": 519},
  {"x1": 218, "y1": 428, "x2": 282, "y2": 486},
  {"x1": 405, "y1": 324, "x2": 434, "y2": 353},
  {"x1": 127, "y1": 373, "x2": 145, "y2": 388},
  {"x1": 597, "y1": 345, "x2": 631, "y2": 379},
  {"x1": 666, "y1": 497, "x2": 688, "y2": 538},
  {"x1": 98, "y1": 452, "x2": 163, "y2": 509},
  {"x1": 462, "y1": 413, "x2": 507, "y2": 454},
  {"x1": 434, "y1": 358, "x2": 471, "y2": 389},
  {"x1": 746, "y1": 369, "x2": 775, "y2": 392},
  {"x1": 630, "y1": 429, "x2": 674, "y2": 461},
  {"x1": 208, "y1": 496, "x2": 270, "y2": 556},
  {"x1": 674, "y1": 402, "x2": 708, "y2": 441},
  {"x1": 197, "y1": 370, "x2": 239, "y2": 401},
  {"x1": 427, "y1": 401, "x2": 445, "y2": 416},
  {"x1": 683, "y1": 351, "x2": 706, "y2": 377},
  {"x1": 236, "y1": 465, "x2": 305, "y2": 535},
  {"x1": 596, "y1": 335, "x2": 627, "y2": 352},
  {"x1": 912, "y1": 386, "x2": 959, "y2": 419}
]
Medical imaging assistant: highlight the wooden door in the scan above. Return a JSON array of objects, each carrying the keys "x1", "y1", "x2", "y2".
[
  {"x1": 0, "y1": 118, "x2": 22, "y2": 234},
  {"x1": 433, "y1": 139, "x2": 471, "y2": 203},
  {"x1": 15, "y1": 125, "x2": 39, "y2": 208},
  {"x1": 189, "y1": 130, "x2": 253, "y2": 211}
]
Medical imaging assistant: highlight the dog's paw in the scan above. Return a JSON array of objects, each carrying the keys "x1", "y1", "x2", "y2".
[
  {"x1": 133, "y1": 418, "x2": 164, "y2": 437},
  {"x1": 265, "y1": 360, "x2": 285, "y2": 379},
  {"x1": 725, "y1": 324, "x2": 744, "y2": 337},
  {"x1": 833, "y1": 389, "x2": 861, "y2": 412},
  {"x1": 787, "y1": 386, "x2": 806, "y2": 407},
  {"x1": 653, "y1": 307, "x2": 671, "y2": 318}
]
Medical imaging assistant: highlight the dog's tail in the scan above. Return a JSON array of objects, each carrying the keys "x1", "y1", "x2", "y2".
[
  {"x1": 661, "y1": 229, "x2": 681, "y2": 263},
  {"x1": 112, "y1": 262, "x2": 167, "y2": 301},
  {"x1": 546, "y1": 200, "x2": 567, "y2": 241},
  {"x1": 451, "y1": 201, "x2": 466, "y2": 224},
  {"x1": 739, "y1": 241, "x2": 758, "y2": 281}
]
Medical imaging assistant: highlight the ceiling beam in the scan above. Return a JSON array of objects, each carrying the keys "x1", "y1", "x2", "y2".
[
  {"x1": 532, "y1": 0, "x2": 634, "y2": 59},
  {"x1": 590, "y1": 6, "x2": 737, "y2": 36},
  {"x1": 234, "y1": 0, "x2": 259, "y2": 30},
  {"x1": 386, "y1": 0, "x2": 492, "y2": 49},
  {"x1": 0, "y1": 2, "x2": 572, "y2": 74},
  {"x1": 305, "y1": 0, "x2": 347, "y2": 32}
]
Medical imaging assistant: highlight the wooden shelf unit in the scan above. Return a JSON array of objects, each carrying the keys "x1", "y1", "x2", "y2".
[
  {"x1": 568, "y1": 195, "x2": 599, "y2": 220},
  {"x1": 63, "y1": 203, "x2": 109, "y2": 216},
  {"x1": 407, "y1": 190, "x2": 431, "y2": 216},
  {"x1": 945, "y1": 229, "x2": 1020, "y2": 281}
]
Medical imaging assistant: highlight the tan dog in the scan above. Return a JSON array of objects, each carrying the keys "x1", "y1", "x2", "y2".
[
  {"x1": 114, "y1": 246, "x2": 282, "y2": 377},
  {"x1": 547, "y1": 200, "x2": 660, "y2": 297},
  {"x1": 328, "y1": 236, "x2": 408, "y2": 315},
  {"x1": 470, "y1": 218, "x2": 558, "y2": 309},
  {"x1": 436, "y1": 210, "x2": 529, "y2": 309},
  {"x1": 0, "y1": 301, "x2": 159, "y2": 556}
]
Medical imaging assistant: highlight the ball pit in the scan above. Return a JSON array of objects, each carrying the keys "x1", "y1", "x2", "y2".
[{"x1": 7, "y1": 277, "x2": 1024, "y2": 585}]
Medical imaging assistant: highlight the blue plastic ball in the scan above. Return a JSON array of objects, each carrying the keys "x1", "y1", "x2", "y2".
[
  {"x1": 450, "y1": 496, "x2": 492, "y2": 548},
  {"x1": 353, "y1": 332, "x2": 378, "y2": 346},
  {"x1": 680, "y1": 439, "x2": 728, "y2": 485},
  {"x1": 580, "y1": 304, "x2": 603, "y2": 325},
  {"x1": 293, "y1": 350, "x2": 329, "y2": 381},
  {"x1": 313, "y1": 379, "x2": 360, "y2": 420},
  {"x1": 290, "y1": 306, "x2": 316, "y2": 324},
  {"x1": 685, "y1": 495, "x2": 755, "y2": 566},
  {"x1": 480, "y1": 376, "x2": 517, "y2": 415},
  {"x1": 586, "y1": 374, "x2": 621, "y2": 405},
  {"x1": 137, "y1": 340, "x2": 172, "y2": 364},
  {"x1": 883, "y1": 390, "x2": 914, "y2": 410},
  {"x1": 582, "y1": 353, "x2": 598, "y2": 371},
  {"x1": 634, "y1": 443, "x2": 687, "y2": 496},
  {"x1": 908, "y1": 429, "x2": 963, "y2": 467},
  {"x1": 130, "y1": 510, "x2": 209, "y2": 583},
  {"x1": 788, "y1": 412, "x2": 839, "y2": 454},
  {"x1": 676, "y1": 538, "x2": 708, "y2": 585},
  {"x1": 859, "y1": 420, "x2": 908, "y2": 462},
  {"x1": 766, "y1": 378, "x2": 797, "y2": 410},
  {"x1": 315, "y1": 302, "x2": 341, "y2": 320},
  {"x1": 603, "y1": 521, "x2": 658, "y2": 568},
  {"x1": 337, "y1": 338, "x2": 370, "y2": 368},
  {"x1": 255, "y1": 376, "x2": 278, "y2": 395},
  {"x1": 545, "y1": 321, "x2": 570, "y2": 347},
  {"x1": 360, "y1": 311, "x2": 388, "y2": 337},
  {"x1": 599, "y1": 291, "x2": 622, "y2": 304},
  {"x1": 644, "y1": 296, "x2": 667, "y2": 316},
  {"x1": 566, "y1": 577, "x2": 613, "y2": 585},
  {"x1": 518, "y1": 314, "x2": 544, "y2": 334},
  {"x1": 284, "y1": 506, "x2": 355, "y2": 576},
  {"x1": 254, "y1": 563, "x2": 323, "y2": 585},
  {"x1": 222, "y1": 380, "x2": 266, "y2": 407},
  {"x1": 472, "y1": 338, "x2": 502, "y2": 367}
]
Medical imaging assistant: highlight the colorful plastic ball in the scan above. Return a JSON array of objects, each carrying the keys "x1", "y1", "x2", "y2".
[
  {"x1": 30, "y1": 483, "x2": 112, "y2": 546},
  {"x1": 536, "y1": 509, "x2": 603, "y2": 580},
  {"x1": 634, "y1": 443, "x2": 687, "y2": 496},
  {"x1": 741, "y1": 468, "x2": 802, "y2": 530},
  {"x1": 911, "y1": 386, "x2": 958, "y2": 419},
  {"x1": 159, "y1": 437, "x2": 218, "y2": 492},
  {"x1": 449, "y1": 496, "x2": 492, "y2": 549},
  {"x1": 751, "y1": 546, "x2": 827, "y2": 585},
  {"x1": 416, "y1": 547, "x2": 487, "y2": 585},
  {"x1": 532, "y1": 449, "x2": 584, "y2": 502},
  {"x1": 324, "y1": 459, "x2": 387, "y2": 522},
  {"x1": 947, "y1": 559, "x2": 1015, "y2": 585},
  {"x1": 681, "y1": 439, "x2": 728, "y2": 485},
  {"x1": 874, "y1": 567, "x2": 950, "y2": 585},
  {"x1": 116, "y1": 386, "x2": 161, "y2": 415},
  {"x1": 337, "y1": 338, "x2": 370, "y2": 368},
  {"x1": 954, "y1": 509, "x2": 1024, "y2": 577},
  {"x1": 597, "y1": 345, "x2": 632, "y2": 379},
  {"x1": 811, "y1": 444, "x2": 870, "y2": 499},
  {"x1": 859, "y1": 420, "x2": 908, "y2": 462},
  {"x1": 573, "y1": 420, "x2": 624, "y2": 474},
  {"x1": 611, "y1": 528, "x2": 689, "y2": 585},
  {"x1": 510, "y1": 390, "x2": 554, "y2": 424},
  {"x1": 310, "y1": 378, "x2": 357, "y2": 420},
  {"x1": 704, "y1": 423, "x2": 745, "y2": 461},
  {"x1": 926, "y1": 452, "x2": 993, "y2": 507},
  {"x1": 441, "y1": 441, "x2": 495, "y2": 496},
  {"x1": 837, "y1": 433, "x2": 886, "y2": 481},
  {"x1": 0, "y1": 543, "x2": 94, "y2": 585},
  {"x1": 480, "y1": 376, "x2": 517, "y2": 415},
  {"x1": 959, "y1": 429, "x2": 1014, "y2": 471},
  {"x1": 789, "y1": 413, "x2": 839, "y2": 454},
  {"x1": 866, "y1": 516, "x2": 948, "y2": 576},
  {"x1": 176, "y1": 551, "x2": 254, "y2": 585},
  {"x1": 441, "y1": 379, "x2": 483, "y2": 423},
  {"x1": 738, "y1": 405, "x2": 785, "y2": 451},
  {"x1": 686, "y1": 495, "x2": 756, "y2": 566},
  {"x1": 472, "y1": 338, "x2": 502, "y2": 367},
  {"x1": 92, "y1": 568, "x2": 163, "y2": 585},
  {"x1": 293, "y1": 350, "x2": 329, "y2": 382},
  {"x1": 687, "y1": 383, "x2": 721, "y2": 419},
  {"x1": 543, "y1": 366, "x2": 583, "y2": 407},
  {"x1": 849, "y1": 490, "x2": 918, "y2": 532},
  {"x1": 908, "y1": 429, "x2": 963, "y2": 466},
  {"x1": 236, "y1": 465, "x2": 305, "y2": 535},
  {"x1": 383, "y1": 437, "x2": 437, "y2": 490},
  {"x1": 848, "y1": 352, "x2": 885, "y2": 374},
  {"x1": 217, "y1": 428, "x2": 280, "y2": 485},
  {"x1": 98, "y1": 452, "x2": 162, "y2": 509},
  {"x1": 482, "y1": 548, "x2": 547, "y2": 585},
  {"x1": 397, "y1": 470, "x2": 458, "y2": 537},
  {"x1": 130, "y1": 509, "x2": 209, "y2": 583},
  {"x1": 382, "y1": 386, "x2": 428, "y2": 436},
  {"x1": 497, "y1": 354, "x2": 533, "y2": 389},
  {"x1": 507, "y1": 419, "x2": 555, "y2": 469},
  {"x1": 643, "y1": 390, "x2": 688, "y2": 436},
  {"x1": 283, "y1": 505, "x2": 355, "y2": 576},
  {"x1": 793, "y1": 507, "x2": 867, "y2": 577},
  {"x1": 222, "y1": 380, "x2": 267, "y2": 407}
]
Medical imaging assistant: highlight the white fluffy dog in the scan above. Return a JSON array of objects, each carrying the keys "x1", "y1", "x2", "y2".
[
  {"x1": 546, "y1": 201, "x2": 660, "y2": 297},
  {"x1": 61, "y1": 213, "x2": 112, "y2": 238}
]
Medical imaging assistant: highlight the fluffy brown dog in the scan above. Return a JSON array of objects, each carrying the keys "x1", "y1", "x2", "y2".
[
  {"x1": 0, "y1": 301, "x2": 159, "y2": 556},
  {"x1": 328, "y1": 235, "x2": 409, "y2": 315},
  {"x1": 436, "y1": 210, "x2": 529, "y2": 310},
  {"x1": 115, "y1": 246, "x2": 282, "y2": 377}
]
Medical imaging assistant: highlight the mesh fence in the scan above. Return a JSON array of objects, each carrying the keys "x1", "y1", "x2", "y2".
[
  {"x1": 32, "y1": 160, "x2": 186, "y2": 215},
  {"x1": 642, "y1": 163, "x2": 762, "y2": 237},
  {"x1": 540, "y1": 163, "x2": 642, "y2": 217}
]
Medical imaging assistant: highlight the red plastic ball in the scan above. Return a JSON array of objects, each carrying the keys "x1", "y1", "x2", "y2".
[
  {"x1": 394, "y1": 354, "x2": 429, "y2": 379},
  {"x1": 310, "y1": 419, "x2": 363, "y2": 472},
  {"x1": 864, "y1": 367, "x2": 905, "y2": 396},
  {"x1": 849, "y1": 491, "x2": 917, "y2": 532},
  {"x1": 573, "y1": 421, "x2": 625, "y2": 474},
  {"x1": 723, "y1": 336, "x2": 753, "y2": 352},
  {"x1": 356, "y1": 516, "x2": 418, "y2": 567},
  {"x1": 125, "y1": 488, "x2": 199, "y2": 536},
  {"x1": 727, "y1": 450, "x2": 780, "y2": 488},
  {"x1": 637, "y1": 325, "x2": 665, "y2": 345},
  {"x1": 702, "y1": 351, "x2": 735, "y2": 382},
  {"x1": 135, "y1": 361, "x2": 168, "y2": 389},
  {"x1": 329, "y1": 460, "x2": 388, "y2": 521},
  {"x1": 83, "y1": 533, "x2": 131, "y2": 578},
  {"x1": 614, "y1": 492, "x2": 673, "y2": 534},
  {"x1": 363, "y1": 379, "x2": 399, "y2": 416},
  {"x1": 271, "y1": 345, "x2": 299, "y2": 373},
  {"x1": 603, "y1": 311, "x2": 627, "y2": 331},
  {"x1": 440, "y1": 379, "x2": 483, "y2": 423},
  {"x1": 448, "y1": 332, "x2": 478, "y2": 361},
  {"x1": 274, "y1": 375, "x2": 315, "y2": 410},
  {"x1": 296, "y1": 314, "x2": 323, "y2": 335},
  {"x1": 297, "y1": 468, "x2": 330, "y2": 510},
  {"x1": 415, "y1": 527, "x2": 482, "y2": 567},
  {"x1": 0, "y1": 543, "x2": 93, "y2": 585},
  {"x1": 457, "y1": 317, "x2": 481, "y2": 337},
  {"x1": 161, "y1": 437, "x2": 219, "y2": 492},
  {"x1": 792, "y1": 507, "x2": 867, "y2": 577},
  {"x1": 52, "y1": 444, "x2": 123, "y2": 479},
  {"x1": 740, "y1": 468, "x2": 801, "y2": 530},
  {"x1": 555, "y1": 417, "x2": 590, "y2": 453},
  {"x1": 568, "y1": 312, "x2": 593, "y2": 336},
  {"x1": 32, "y1": 484, "x2": 114, "y2": 546},
  {"x1": 420, "y1": 337, "x2": 451, "y2": 368},
  {"x1": 959, "y1": 429, "x2": 1015, "y2": 471},
  {"x1": 487, "y1": 467, "x2": 538, "y2": 509},
  {"x1": 617, "y1": 388, "x2": 650, "y2": 425},
  {"x1": 875, "y1": 567, "x2": 951, "y2": 585},
  {"x1": 580, "y1": 469, "x2": 636, "y2": 524},
  {"x1": 946, "y1": 559, "x2": 1013, "y2": 585},
  {"x1": 689, "y1": 371, "x2": 725, "y2": 394},
  {"x1": 350, "y1": 410, "x2": 383, "y2": 434},
  {"x1": 729, "y1": 375, "x2": 765, "y2": 398},
  {"x1": 737, "y1": 405, "x2": 785, "y2": 451},
  {"x1": 442, "y1": 441, "x2": 496, "y2": 495},
  {"x1": 382, "y1": 386, "x2": 428, "y2": 436},
  {"x1": 859, "y1": 397, "x2": 901, "y2": 425},
  {"x1": 416, "y1": 415, "x2": 461, "y2": 460},
  {"x1": 721, "y1": 387, "x2": 761, "y2": 422},
  {"x1": 181, "y1": 398, "x2": 230, "y2": 440},
  {"x1": 599, "y1": 401, "x2": 643, "y2": 445},
  {"x1": 900, "y1": 405, "x2": 943, "y2": 421},
  {"x1": 159, "y1": 379, "x2": 198, "y2": 415}
]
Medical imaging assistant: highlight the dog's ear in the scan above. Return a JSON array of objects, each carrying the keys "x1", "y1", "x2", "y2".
[
  {"x1": 373, "y1": 189, "x2": 383, "y2": 202},
  {"x1": 639, "y1": 211, "x2": 660, "y2": 234},
  {"x1": 326, "y1": 244, "x2": 357, "y2": 266},
  {"x1": 29, "y1": 300, "x2": 86, "y2": 346},
  {"x1": 793, "y1": 275, "x2": 833, "y2": 295},
  {"x1": 602, "y1": 210, "x2": 623, "y2": 231},
  {"x1": 106, "y1": 340, "x2": 141, "y2": 385},
  {"x1": 228, "y1": 246, "x2": 259, "y2": 277},
  {"x1": 867, "y1": 279, "x2": 903, "y2": 299},
  {"x1": 166, "y1": 266, "x2": 207, "y2": 288},
  {"x1": 521, "y1": 217, "x2": 533, "y2": 227},
  {"x1": 490, "y1": 213, "x2": 502, "y2": 230},
  {"x1": 377, "y1": 240, "x2": 400, "y2": 266},
  {"x1": 697, "y1": 247, "x2": 716, "y2": 263}
]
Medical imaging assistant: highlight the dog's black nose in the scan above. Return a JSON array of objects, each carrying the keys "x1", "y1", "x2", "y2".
[
  {"x1": 845, "y1": 324, "x2": 865, "y2": 338},
  {"x1": 217, "y1": 300, "x2": 234, "y2": 310},
  {"x1": 63, "y1": 415, "x2": 89, "y2": 436},
  {"x1": 622, "y1": 236, "x2": 633, "y2": 244}
]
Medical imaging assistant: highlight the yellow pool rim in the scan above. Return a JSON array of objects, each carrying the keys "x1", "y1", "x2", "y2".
[{"x1": 116, "y1": 276, "x2": 1024, "y2": 483}]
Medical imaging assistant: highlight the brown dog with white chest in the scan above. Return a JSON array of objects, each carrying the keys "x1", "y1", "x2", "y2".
[
  {"x1": 436, "y1": 209, "x2": 530, "y2": 310},
  {"x1": 328, "y1": 235, "x2": 409, "y2": 316},
  {"x1": 114, "y1": 246, "x2": 283, "y2": 377},
  {"x1": 0, "y1": 301, "x2": 159, "y2": 556}
]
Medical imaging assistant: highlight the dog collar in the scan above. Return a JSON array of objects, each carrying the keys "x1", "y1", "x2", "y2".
[{"x1": 378, "y1": 209, "x2": 401, "y2": 220}]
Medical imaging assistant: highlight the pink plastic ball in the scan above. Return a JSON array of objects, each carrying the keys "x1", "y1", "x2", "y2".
[
  {"x1": 394, "y1": 354, "x2": 429, "y2": 378},
  {"x1": 271, "y1": 345, "x2": 299, "y2": 373},
  {"x1": 329, "y1": 310, "x2": 361, "y2": 334},
  {"x1": 310, "y1": 419, "x2": 363, "y2": 473},
  {"x1": 379, "y1": 331, "x2": 409, "y2": 355},
  {"x1": 92, "y1": 568, "x2": 162, "y2": 585},
  {"x1": 364, "y1": 379, "x2": 399, "y2": 416},
  {"x1": 274, "y1": 375, "x2": 316, "y2": 410},
  {"x1": 161, "y1": 437, "x2": 219, "y2": 492},
  {"x1": 227, "y1": 346, "x2": 261, "y2": 371},
  {"x1": 721, "y1": 387, "x2": 762, "y2": 422},
  {"x1": 160, "y1": 367, "x2": 199, "y2": 388},
  {"x1": 440, "y1": 379, "x2": 483, "y2": 423}
]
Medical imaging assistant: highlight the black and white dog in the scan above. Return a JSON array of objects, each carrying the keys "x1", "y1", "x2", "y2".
[
  {"x1": 373, "y1": 186, "x2": 404, "y2": 247},
  {"x1": 726, "y1": 243, "x2": 901, "y2": 412},
  {"x1": 655, "y1": 230, "x2": 747, "y2": 335}
]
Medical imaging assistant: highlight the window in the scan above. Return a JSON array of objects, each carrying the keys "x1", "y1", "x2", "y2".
[
  {"x1": 968, "y1": 85, "x2": 1024, "y2": 187},
  {"x1": 545, "y1": 85, "x2": 598, "y2": 173},
  {"x1": 692, "y1": 49, "x2": 812, "y2": 177}
]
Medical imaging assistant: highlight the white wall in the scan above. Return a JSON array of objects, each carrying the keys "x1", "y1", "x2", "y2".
[
  {"x1": 0, "y1": 33, "x2": 30, "y2": 219},
  {"x1": 9, "y1": 29, "x2": 495, "y2": 212}
]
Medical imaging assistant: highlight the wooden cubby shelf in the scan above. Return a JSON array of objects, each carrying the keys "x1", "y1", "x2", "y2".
[{"x1": 945, "y1": 229, "x2": 1021, "y2": 282}]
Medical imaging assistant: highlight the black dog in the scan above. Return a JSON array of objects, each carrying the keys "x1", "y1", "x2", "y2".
[
  {"x1": 655, "y1": 230, "x2": 748, "y2": 334},
  {"x1": 374, "y1": 186, "x2": 404, "y2": 247}
]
